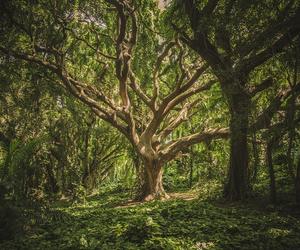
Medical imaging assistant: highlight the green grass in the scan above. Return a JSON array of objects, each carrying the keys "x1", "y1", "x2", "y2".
[{"x1": 1, "y1": 188, "x2": 300, "y2": 250}]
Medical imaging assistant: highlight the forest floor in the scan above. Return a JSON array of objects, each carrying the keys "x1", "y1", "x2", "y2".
[
  {"x1": 1, "y1": 185, "x2": 300, "y2": 250},
  {"x1": 117, "y1": 190, "x2": 199, "y2": 208}
]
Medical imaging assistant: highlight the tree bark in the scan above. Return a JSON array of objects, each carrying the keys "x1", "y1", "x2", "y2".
[
  {"x1": 136, "y1": 159, "x2": 169, "y2": 201},
  {"x1": 132, "y1": 152, "x2": 144, "y2": 199},
  {"x1": 206, "y1": 142, "x2": 213, "y2": 179},
  {"x1": 266, "y1": 141, "x2": 277, "y2": 204},
  {"x1": 189, "y1": 156, "x2": 194, "y2": 188},
  {"x1": 250, "y1": 132, "x2": 260, "y2": 183},
  {"x1": 286, "y1": 92, "x2": 297, "y2": 181},
  {"x1": 295, "y1": 159, "x2": 300, "y2": 204},
  {"x1": 81, "y1": 128, "x2": 91, "y2": 189},
  {"x1": 45, "y1": 163, "x2": 59, "y2": 194},
  {"x1": 224, "y1": 92, "x2": 250, "y2": 201}
]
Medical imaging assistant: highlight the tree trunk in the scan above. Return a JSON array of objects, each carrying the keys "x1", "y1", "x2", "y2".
[
  {"x1": 189, "y1": 158, "x2": 194, "y2": 188},
  {"x1": 286, "y1": 100, "x2": 296, "y2": 181},
  {"x1": 224, "y1": 93, "x2": 250, "y2": 201},
  {"x1": 82, "y1": 126, "x2": 91, "y2": 189},
  {"x1": 132, "y1": 152, "x2": 144, "y2": 198},
  {"x1": 136, "y1": 159, "x2": 169, "y2": 201},
  {"x1": 266, "y1": 141, "x2": 277, "y2": 204},
  {"x1": 45, "y1": 163, "x2": 59, "y2": 193},
  {"x1": 206, "y1": 142, "x2": 213, "y2": 179},
  {"x1": 295, "y1": 159, "x2": 300, "y2": 204},
  {"x1": 250, "y1": 132, "x2": 259, "y2": 183}
]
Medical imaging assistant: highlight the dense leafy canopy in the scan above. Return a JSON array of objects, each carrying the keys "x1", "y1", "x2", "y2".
[{"x1": 0, "y1": 0, "x2": 300, "y2": 249}]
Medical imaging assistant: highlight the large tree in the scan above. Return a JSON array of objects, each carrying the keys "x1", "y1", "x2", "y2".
[
  {"x1": 0, "y1": 0, "x2": 229, "y2": 201},
  {"x1": 170, "y1": 0, "x2": 300, "y2": 200}
]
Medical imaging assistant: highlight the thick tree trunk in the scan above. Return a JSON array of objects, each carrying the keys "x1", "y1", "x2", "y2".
[
  {"x1": 136, "y1": 159, "x2": 169, "y2": 201},
  {"x1": 132, "y1": 153, "x2": 144, "y2": 198},
  {"x1": 224, "y1": 93, "x2": 250, "y2": 201}
]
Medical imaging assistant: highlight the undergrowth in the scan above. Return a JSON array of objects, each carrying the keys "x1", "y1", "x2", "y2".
[{"x1": 1, "y1": 185, "x2": 300, "y2": 250}]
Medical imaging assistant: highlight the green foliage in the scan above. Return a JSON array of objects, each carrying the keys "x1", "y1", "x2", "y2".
[
  {"x1": 1, "y1": 188, "x2": 300, "y2": 250},
  {"x1": 2, "y1": 136, "x2": 50, "y2": 199},
  {"x1": 0, "y1": 0, "x2": 300, "y2": 249},
  {"x1": 71, "y1": 183, "x2": 87, "y2": 204},
  {"x1": 0, "y1": 201, "x2": 24, "y2": 241},
  {"x1": 114, "y1": 216, "x2": 161, "y2": 243}
]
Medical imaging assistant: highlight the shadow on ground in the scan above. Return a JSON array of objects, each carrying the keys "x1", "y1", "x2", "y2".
[{"x1": 1, "y1": 189, "x2": 300, "y2": 250}]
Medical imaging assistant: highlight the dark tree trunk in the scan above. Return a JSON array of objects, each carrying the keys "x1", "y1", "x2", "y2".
[
  {"x1": 136, "y1": 159, "x2": 169, "y2": 201},
  {"x1": 286, "y1": 94, "x2": 297, "y2": 181},
  {"x1": 82, "y1": 126, "x2": 91, "y2": 189},
  {"x1": 206, "y1": 142, "x2": 213, "y2": 179},
  {"x1": 60, "y1": 161, "x2": 66, "y2": 194},
  {"x1": 82, "y1": 170, "x2": 89, "y2": 189},
  {"x1": 224, "y1": 92, "x2": 250, "y2": 201},
  {"x1": 287, "y1": 133, "x2": 296, "y2": 180},
  {"x1": 295, "y1": 159, "x2": 300, "y2": 204},
  {"x1": 250, "y1": 132, "x2": 260, "y2": 183},
  {"x1": 189, "y1": 159, "x2": 194, "y2": 188},
  {"x1": 45, "y1": 163, "x2": 59, "y2": 193},
  {"x1": 266, "y1": 141, "x2": 277, "y2": 204}
]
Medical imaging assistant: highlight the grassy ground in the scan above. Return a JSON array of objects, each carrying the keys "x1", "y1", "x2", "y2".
[{"x1": 1, "y1": 185, "x2": 300, "y2": 250}]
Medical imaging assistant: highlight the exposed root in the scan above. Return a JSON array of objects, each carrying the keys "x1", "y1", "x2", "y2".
[
  {"x1": 142, "y1": 192, "x2": 170, "y2": 202},
  {"x1": 117, "y1": 191, "x2": 197, "y2": 208}
]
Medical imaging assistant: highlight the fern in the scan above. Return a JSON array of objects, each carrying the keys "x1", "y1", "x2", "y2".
[{"x1": 2, "y1": 135, "x2": 50, "y2": 198}]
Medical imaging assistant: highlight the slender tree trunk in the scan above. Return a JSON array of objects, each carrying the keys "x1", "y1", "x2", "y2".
[
  {"x1": 224, "y1": 93, "x2": 250, "y2": 201},
  {"x1": 266, "y1": 141, "x2": 277, "y2": 204},
  {"x1": 206, "y1": 142, "x2": 213, "y2": 179},
  {"x1": 60, "y1": 161, "x2": 66, "y2": 194},
  {"x1": 287, "y1": 131, "x2": 296, "y2": 180},
  {"x1": 45, "y1": 163, "x2": 59, "y2": 193},
  {"x1": 189, "y1": 157, "x2": 194, "y2": 188},
  {"x1": 82, "y1": 129, "x2": 90, "y2": 189},
  {"x1": 137, "y1": 159, "x2": 169, "y2": 201},
  {"x1": 286, "y1": 93, "x2": 296, "y2": 181},
  {"x1": 251, "y1": 132, "x2": 259, "y2": 183},
  {"x1": 81, "y1": 132, "x2": 90, "y2": 189},
  {"x1": 295, "y1": 159, "x2": 300, "y2": 204}
]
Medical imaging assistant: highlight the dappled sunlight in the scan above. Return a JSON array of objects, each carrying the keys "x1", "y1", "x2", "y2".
[
  {"x1": 2, "y1": 190, "x2": 300, "y2": 249},
  {"x1": 1, "y1": 0, "x2": 300, "y2": 249}
]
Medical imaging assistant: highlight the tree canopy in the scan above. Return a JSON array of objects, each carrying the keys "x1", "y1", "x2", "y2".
[{"x1": 1, "y1": 0, "x2": 300, "y2": 249}]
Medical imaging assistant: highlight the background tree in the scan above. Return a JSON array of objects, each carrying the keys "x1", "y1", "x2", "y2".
[
  {"x1": 0, "y1": 53, "x2": 126, "y2": 200},
  {"x1": 169, "y1": 0, "x2": 300, "y2": 200}
]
